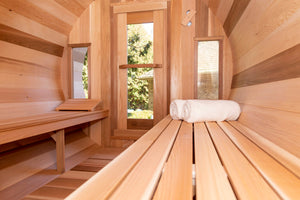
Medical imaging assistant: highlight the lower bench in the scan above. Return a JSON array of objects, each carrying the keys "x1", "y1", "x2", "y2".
[
  {"x1": 66, "y1": 115, "x2": 300, "y2": 200},
  {"x1": 0, "y1": 110, "x2": 109, "y2": 172}
]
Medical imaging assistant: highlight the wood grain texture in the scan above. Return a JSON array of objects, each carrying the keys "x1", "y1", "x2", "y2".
[
  {"x1": 0, "y1": 5, "x2": 67, "y2": 46},
  {"x1": 56, "y1": 129, "x2": 65, "y2": 173},
  {"x1": 127, "y1": 11, "x2": 153, "y2": 24},
  {"x1": 236, "y1": 104, "x2": 300, "y2": 160},
  {"x1": 195, "y1": 0, "x2": 208, "y2": 37},
  {"x1": 215, "y1": 0, "x2": 234, "y2": 25},
  {"x1": 54, "y1": 0, "x2": 85, "y2": 17},
  {"x1": 194, "y1": 122, "x2": 236, "y2": 200},
  {"x1": 56, "y1": 99, "x2": 102, "y2": 111},
  {"x1": 65, "y1": 116, "x2": 172, "y2": 200},
  {"x1": 127, "y1": 119, "x2": 153, "y2": 130},
  {"x1": 112, "y1": 1, "x2": 167, "y2": 13},
  {"x1": 230, "y1": 78, "x2": 300, "y2": 113},
  {"x1": 0, "y1": 0, "x2": 72, "y2": 35},
  {"x1": 119, "y1": 64, "x2": 162, "y2": 69},
  {"x1": 229, "y1": 120, "x2": 300, "y2": 178},
  {"x1": 109, "y1": 120, "x2": 181, "y2": 200},
  {"x1": 218, "y1": 121, "x2": 300, "y2": 199},
  {"x1": 153, "y1": 122, "x2": 193, "y2": 200},
  {"x1": 206, "y1": 122, "x2": 280, "y2": 199},
  {"x1": 223, "y1": 0, "x2": 251, "y2": 36},
  {"x1": 232, "y1": 44, "x2": 300, "y2": 88}
]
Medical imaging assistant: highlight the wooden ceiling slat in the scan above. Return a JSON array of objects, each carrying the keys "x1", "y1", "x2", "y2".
[
  {"x1": 0, "y1": 0, "x2": 72, "y2": 35},
  {"x1": 54, "y1": 0, "x2": 85, "y2": 17},
  {"x1": 75, "y1": 0, "x2": 95, "y2": 9},
  {"x1": 0, "y1": 24, "x2": 64, "y2": 57}
]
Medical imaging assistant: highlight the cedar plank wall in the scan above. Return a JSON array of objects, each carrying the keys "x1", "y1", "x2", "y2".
[
  {"x1": 69, "y1": 0, "x2": 111, "y2": 146},
  {"x1": 210, "y1": 0, "x2": 300, "y2": 160},
  {"x1": 0, "y1": 0, "x2": 92, "y2": 120}
]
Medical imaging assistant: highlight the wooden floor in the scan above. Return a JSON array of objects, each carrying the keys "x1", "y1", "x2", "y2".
[{"x1": 0, "y1": 136, "x2": 124, "y2": 200}]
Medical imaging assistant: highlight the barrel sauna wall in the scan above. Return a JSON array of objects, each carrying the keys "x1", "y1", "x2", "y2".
[
  {"x1": 0, "y1": 0, "x2": 93, "y2": 120},
  {"x1": 208, "y1": 0, "x2": 300, "y2": 168}
]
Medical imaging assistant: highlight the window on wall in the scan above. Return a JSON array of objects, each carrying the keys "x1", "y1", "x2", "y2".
[
  {"x1": 71, "y1": 46, "x2": 89, "y2": 99},
  {"x1": 127, "y1": 23, "x2": 154, "y2": 119},
  {"x1": 197, "y1": 40, "x2": 220, "y2": 99}
]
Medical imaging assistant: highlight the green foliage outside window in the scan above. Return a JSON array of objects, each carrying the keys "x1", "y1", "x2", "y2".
[
  {"x1": 82, "y1": 52, "x2": 88, "y2": 98},
  {"x1": 127, "y1": 24, "x2": 153, "y2": 114}
]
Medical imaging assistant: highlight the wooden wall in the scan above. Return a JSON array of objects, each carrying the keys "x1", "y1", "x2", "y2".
[
  {"x1": 0, "y1": 0, "x2": 92, "y2": 120},
  {"x1": 209, "y1": 0, "x2": 300, "y2": 166},
  {"x1": 69, "y1": 0, "x2": 111, "y2": 146}
]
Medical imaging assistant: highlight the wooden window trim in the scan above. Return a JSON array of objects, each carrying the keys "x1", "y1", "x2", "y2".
[{"x1": 194, "y1": 37, "x2": 224, "y2": 99}]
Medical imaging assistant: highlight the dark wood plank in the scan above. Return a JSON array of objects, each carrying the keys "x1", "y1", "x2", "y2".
[
  {"x1": 223, "y1": 0, "x2": 251, "y2": 36},
  {"x1": 0, "y1": 0, "x2": 72, "y2": 35},
  {"x1": 71, "y1": 158, "x2": 111, "y2": 172},
  {"x1": 127, "y1": 119, "x2": 154, "y2": 130},
  {"x1": 232, "y1": 44, "x2": 300, "y2": 88},
  {"x1": 26, "y1": 186, "x2": 74, "y2": 199},
  {"x1": 119, "y1": 64, "x2": 162, "y2": 69},
  {"x1": 54, "y1": 0, "x2": 85, "y2": 17},
  {"x1": 0, "y1": 24, "x2": 64, "y2": 57}
]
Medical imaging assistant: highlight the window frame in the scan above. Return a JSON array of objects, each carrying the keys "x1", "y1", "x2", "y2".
[
  {"x1": 68, "y1": 43, "x2": 91, "y2": 99},
  {"x1": 194, "y1": 37, "x2": 223, "y2": 99}
]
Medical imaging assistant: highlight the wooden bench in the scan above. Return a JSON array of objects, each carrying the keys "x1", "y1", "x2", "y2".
[
  {"x1": 0, "y1": 110, "x2": 109, "y2": 173},
  {"x1": 66, "y1": 115, "x2": 300, "y2": 199}
]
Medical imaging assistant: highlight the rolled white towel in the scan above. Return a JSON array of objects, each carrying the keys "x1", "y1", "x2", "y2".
[
  {"x1": 183, "y1": 100, "x2": 240, "y2": 123},
  {"x1": 170, "y1": 100, "x2": 186, "y2": 120}
]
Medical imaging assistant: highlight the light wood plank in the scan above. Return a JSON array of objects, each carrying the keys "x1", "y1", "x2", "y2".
[
  {"x1": 215, "y1": 0, "x2": 234, "y2": 25},
  {"x1": 230, "y1": 78, "x2": 300, "y2": 113},
  {"x1": 0, "y1": 0, "x2": 72, "y2": 35},
  {"x1": 235, "y1": 9, "x2": 300, "y2": 74},
  {"x1": 218, "y1": 121, "x2": 300, "y2": 199},
  {"x1": 153, "y1": 122, "x2": 193, "y2": 200},
  {"x1": 229, "y1": 0, "x2": 299, "y2": 61},
  {"x1": 54, "y1": 0, "x2": 85, "y2": 17},
  {"x1": 237, "y1": 104, "x2": 300, "y2": 159},
  {"x1": 56, "y1": 99, "x2": 102, "y2": 111},
  {"x1": 65, "y1": 116, "x2": 172, "y2": 200},
  {"x1": 229, "y1": 121, "x2": 300, "y2": 178},
  {"x1": 56, "y1": 129, "x2": 65, "y2": 173},
  {"x1": 0, "y1": 5, "x2": 67, "y2": 46},
  {"x1": 112, "y1": 1, "x2": 167, "y2": 13},
  {"x1": 117, "y1": 13, "x2": 128, "y2": 129},
  {"x1": 109, "y1": 120, "x2": 181, "y2": 200},
  {"x1": 206, "y1": 122, "x2": 280, "y2": 199},
  {"x1": 194, "y1": 123, "x2": 236, "y2": 200}
]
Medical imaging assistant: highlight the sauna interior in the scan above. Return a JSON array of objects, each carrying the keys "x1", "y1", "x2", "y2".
[{"x1": 0, "y1": 0, "x2": 299, "y2": 199}]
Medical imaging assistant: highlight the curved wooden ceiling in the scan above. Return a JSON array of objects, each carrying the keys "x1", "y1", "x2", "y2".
[{"x1": 0, "y1": 0, "x2": 94, "y2": 36}]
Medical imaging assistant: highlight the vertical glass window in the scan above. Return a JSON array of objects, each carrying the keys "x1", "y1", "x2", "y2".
[
  {"x1": 127, "y1": 23, "x2": 154, "y2": 119},
  {"x1": 72, "y1": 47, "x2": 89, "y2": 99},
  {"x1": 197, "y1": 41, "x2": 219, "y2": 99}
]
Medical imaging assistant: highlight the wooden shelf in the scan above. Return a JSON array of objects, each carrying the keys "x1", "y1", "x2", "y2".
[{"x1": 119, "y1": 64, "x2": 162, "y2": 69}]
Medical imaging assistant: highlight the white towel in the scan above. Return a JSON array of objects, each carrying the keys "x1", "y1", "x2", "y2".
[
  {"x1": 170, "y1": 100, "x2": 186, "y2": 120},
  {"x1": 183, "y1": 100, "x2": 240, "y2": 123}
]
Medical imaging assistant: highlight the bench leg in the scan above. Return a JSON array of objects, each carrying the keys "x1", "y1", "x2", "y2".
[{"x1": 56, "y1": 129, "x2": 65, "y2": 173}]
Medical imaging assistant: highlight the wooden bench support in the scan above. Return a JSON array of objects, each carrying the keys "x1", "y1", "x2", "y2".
[{"x1": 55, "y1": 129, "x2": 65, "y2": 173}]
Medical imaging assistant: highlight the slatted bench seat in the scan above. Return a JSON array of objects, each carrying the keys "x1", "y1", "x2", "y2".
[
  {"x1": 66, "y1": 115, "x2": 300, "y2": 200},
  {"x1": 0, "y1": 110, "x2": 109, "y2": 172}
]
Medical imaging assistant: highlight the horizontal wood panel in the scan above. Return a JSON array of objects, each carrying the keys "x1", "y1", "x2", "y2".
[
  {"x1": 54, "y1": 0, "x2": 85, "y2": 17},
  {"x1": 0, "y1": 24, "x2": 64, "y2": 57},
  {"x1": 127, "y1": 119, "x2": 154, "y2": 130},
  {"x1": 112, "y1": 1, "x2": 167, "y2": 14},
  {"x1": 0, "y1": 0, "x2": 72, "y2": 35},
  {"x1": 229, "y1": 0, "x2": 298, "y2": 62},
  {"x1": 0, "y1": 101, "x2": 62, "y2": 120},
  {"x1": 0, "y1": 88, "x2": 63, "y2": 103},
  {"x1": 235, "y1": 10, "x2": 300, "y2": 74},
  {"x1": 232, "y1": 44, "x2": 300, "y2": 88},
  {"x1": 237, "y1": 104, "x2": 300, "y2": 159},
  {"x1": 223, "y1": 0, "x2": 251, "y2": 36},
  {"x1": 0, "y1": 5, "x2": 67, "y2": 46},
  {"x1": 230, "y1": 78, "x2": 300, "y2": 113},
  {"x1": 127, "y1": 11, "x2": 153, "y2": 24},
  {"x1": 0, "y1": 41, "x2": 61, "y2": 69}
]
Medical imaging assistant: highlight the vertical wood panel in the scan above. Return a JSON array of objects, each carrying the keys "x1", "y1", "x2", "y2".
[
  {"x1": 153, "y1": 10, "x2": 167, "y2": 125},
  {"x1": 117, "y1": 14, "x2": 128, "y2": 130}
]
